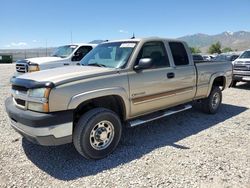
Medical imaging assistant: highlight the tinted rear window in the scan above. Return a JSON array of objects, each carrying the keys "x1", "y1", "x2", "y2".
[{"x1": 169, "y1": 42, "x2": 189, "y2": 66}]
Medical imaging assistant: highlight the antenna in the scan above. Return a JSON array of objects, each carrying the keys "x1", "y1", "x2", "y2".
[{"x1": 131, "y1": 33, "x2": 135, "y2": 39}]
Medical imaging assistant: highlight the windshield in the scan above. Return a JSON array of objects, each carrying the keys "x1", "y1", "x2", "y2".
[
  {"x1": 239, "y1": 51, "x2": 250, "y2": 59},
  {"x1": 80, "y1": 42, "x2": 137, "y2": 68},
  {"x1": 51, "y1": 45, "x2": 78, "y2": 58}
]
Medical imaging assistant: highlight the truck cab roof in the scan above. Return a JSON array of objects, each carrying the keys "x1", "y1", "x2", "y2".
[
  {"x1": 70, "y1": 43, "x2": 98, "y2": 47},
  {"x1": 102, "y1": 37, "x2": 185, "y2": 44}
]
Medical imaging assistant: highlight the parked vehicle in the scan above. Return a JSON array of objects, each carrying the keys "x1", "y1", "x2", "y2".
[
  {"x1": 213, "y1": 53, "x2": 239, "y2": 62},
  {"x1": 5, "y1": 37, "x2": 232, "y2": 159},
  {"x1": 202, "y1": 55, "x2": 212, "y2": 61},
  {"x1": 0, "y1": 54, "x2": 13, "y2": 63},
  {"x1": 15, "y1": 43, "x2": 97, "y2": 75},
  {"x1": 231, "y1": 49, "x2": 250, "y2": 87},
  {"x1": 192, "y1": 54, "x2": 204, "y2": 62}
]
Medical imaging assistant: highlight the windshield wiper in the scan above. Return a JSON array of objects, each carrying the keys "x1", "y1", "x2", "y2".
[{"x1": 87, "y1": 63, "x2": 107, "y2": 67}]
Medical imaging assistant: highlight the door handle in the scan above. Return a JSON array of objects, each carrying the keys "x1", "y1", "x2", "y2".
[
  {"x1": 167, "y1": 72, "x2": 175, "y2": 79},
  {"x1": 64, "y1": 63, "x2": 69, "y2": 65}
]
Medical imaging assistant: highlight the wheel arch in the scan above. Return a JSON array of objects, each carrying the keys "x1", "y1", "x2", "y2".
[
  {"x1": 207, "y1": 73, "x2": 226, "y2": 97},
  {"x1": 72, "y1": 94, "x2": 127, "y2": 128}
]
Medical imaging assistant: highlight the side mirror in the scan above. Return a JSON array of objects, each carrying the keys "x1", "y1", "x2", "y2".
[{"x1": 134, "y1": 58, "x2": 152, "y2": 71}]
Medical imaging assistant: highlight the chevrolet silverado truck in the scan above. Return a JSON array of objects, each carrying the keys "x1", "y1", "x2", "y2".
[
  {"x1": 231, "y1": 49, "x2": 250, "y2": 87},
  {"x1": 15, "y1": 43, "x2": 97, "y2": 75},
  {"x1": 5, "y1": 37, "x2": 232, "y2": 159}
]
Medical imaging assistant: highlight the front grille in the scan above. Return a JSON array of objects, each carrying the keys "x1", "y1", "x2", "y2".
[
  {"x1": 234, "y1": 65, "x2": 250, "y2": 71},
  {"x1": 16, "y1": 63, "x2": 28, "y2": 73},
  {"x1": 11, "y1": 87, "x2": 28, "y2": 109},
  {"x1": 15, "y1": 98, "x2": 26, "y2": 106},
  {"x1": 12, "y1": 85, "x2": 28, "y2": 92}
]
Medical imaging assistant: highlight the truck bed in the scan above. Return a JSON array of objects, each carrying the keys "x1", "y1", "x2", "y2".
[{"x1": 195, "y1": 61, "x2": 233, "y2": 99}]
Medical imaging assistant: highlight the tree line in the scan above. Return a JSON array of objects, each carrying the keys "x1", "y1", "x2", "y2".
[{"x1": 190, "y1": 42, "x2": 235, "y2": 54}]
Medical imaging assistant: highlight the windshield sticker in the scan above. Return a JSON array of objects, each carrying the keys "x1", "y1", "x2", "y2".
[
  {"x1": 120, "y1": 43, "x2": 136, "y2": 48},
  {"x1": 70, "y1": 45, "x2": 77, "y2": 48}
]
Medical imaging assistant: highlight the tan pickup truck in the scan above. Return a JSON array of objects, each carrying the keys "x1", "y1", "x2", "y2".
[{"x1": 5, "y1": 37, "x2": 232, "y2": 159}]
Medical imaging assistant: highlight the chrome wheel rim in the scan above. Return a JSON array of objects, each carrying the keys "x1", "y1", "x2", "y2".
[
  {"x1": 212, "y1": 92, "x2": 220, "y2": 109},
  {"x1": 90, "y1": 120, "x2": 114, "y2": 150}
]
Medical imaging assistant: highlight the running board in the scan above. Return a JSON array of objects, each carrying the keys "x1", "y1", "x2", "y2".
[{"x1": 128, "y1": 104, "x2": 192, "y2": 127}]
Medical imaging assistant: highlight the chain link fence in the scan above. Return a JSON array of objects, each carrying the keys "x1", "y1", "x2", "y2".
[{"x1": 0, "y1": 48, "x2": 55, "y2": 62}]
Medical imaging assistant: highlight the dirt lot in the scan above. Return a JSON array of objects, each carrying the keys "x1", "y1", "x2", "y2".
[{"x1": 0, "y1": 64, "x2": 249, "y2": 188}]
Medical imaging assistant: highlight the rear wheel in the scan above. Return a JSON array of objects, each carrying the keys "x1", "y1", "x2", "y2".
[
  {"x1": 73, "y1": 108, "x2": 122, "y2": 159},
  {"x1": 201, "y1": 86, "x2": 222, "y2": 114}
]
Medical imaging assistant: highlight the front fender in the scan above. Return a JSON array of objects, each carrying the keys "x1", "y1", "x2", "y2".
[{"x1": 67, "y1": 87, "x2": 130, "y2": 118}]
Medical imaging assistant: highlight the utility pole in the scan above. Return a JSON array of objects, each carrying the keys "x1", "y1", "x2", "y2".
[
  {"x1": 24, "y1": 49, "x2": 27, "y2": 59},
  {"x1": 70, "y1": 31, "x2": 73, "y2": 44},
  {"x1": 45, "y1": 39, "x2": 47, "y2": 56}
]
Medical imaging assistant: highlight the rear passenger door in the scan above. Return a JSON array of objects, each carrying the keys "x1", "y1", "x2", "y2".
[{"x1": 167, "y1": 41, "x2": 196, "y2": 103}]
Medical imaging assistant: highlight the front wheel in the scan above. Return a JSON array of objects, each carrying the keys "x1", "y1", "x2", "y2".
[
  {"x1": 201, "y1": 87, "x2": 222, "y2": 114},
  {"x1": 73, "y1": 108, "x2": 122, "y2": 159}
]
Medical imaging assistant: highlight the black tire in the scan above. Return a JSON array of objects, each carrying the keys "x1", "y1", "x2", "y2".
[
  {"x1": 201, "y1": 86, "x2": 222, "y2": 114},
  {"x1": 73, "y1": 108, "x2": 122, "y2": 160},
  {"x1": 230, "y1": 80, "x2": 237, "y2": 87}
]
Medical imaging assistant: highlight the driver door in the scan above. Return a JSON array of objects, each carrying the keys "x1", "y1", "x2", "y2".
[{"x1": 128, "y1": 41, "x2": 176, "y2": 117}]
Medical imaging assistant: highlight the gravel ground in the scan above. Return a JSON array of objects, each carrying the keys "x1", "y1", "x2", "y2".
[{"x1": 0, "y1": 64, "x2": 249, "y2": 188}]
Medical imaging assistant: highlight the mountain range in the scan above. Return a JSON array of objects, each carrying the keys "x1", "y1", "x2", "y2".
[
  {"x1": 178, "y1": 31, "x2": 250, "y2": 53},
  {"x1": 1, "y1": 31, "x2": 249, "y2": 57}
]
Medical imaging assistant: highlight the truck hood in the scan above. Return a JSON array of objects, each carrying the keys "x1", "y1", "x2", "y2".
[
  {"x1": 26, "y1": 57, "x2": 63, "y2": 64},
  {"x1": 17, "y1": 66, "x2": 116, "y2": 86},
  {"x1": 234, "y1": 58, "x2": 250, "y2": 63}
]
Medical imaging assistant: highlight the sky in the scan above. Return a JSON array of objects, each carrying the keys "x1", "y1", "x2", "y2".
[{"x1": 1, "y1": 0, "x2": 250, "y2": 49}]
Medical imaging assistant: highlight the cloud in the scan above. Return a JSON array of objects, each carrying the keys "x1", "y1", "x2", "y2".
[
  {"x1": 119, "y1": 29, "x2": 129, "y2": 34},
  {"x1": 11, "y1": 42, "x2": 27, "y2": 47},
  {"x1": 4, "y1": 42, "x2": 28, "y2": 48},
  {"x1": 32, "y1": 40, "x2": 38, "y2": 43}
]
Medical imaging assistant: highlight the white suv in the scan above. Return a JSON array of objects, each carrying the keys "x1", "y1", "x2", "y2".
[{"x1": 15, "y1": 43, "x2": 97, "y2": 75}]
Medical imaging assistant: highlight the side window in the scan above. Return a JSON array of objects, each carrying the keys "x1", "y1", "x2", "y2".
[
  {"x1": 169, "y1": 42, "x2": 189, "y2": 66},
  {"x1": 137, "y1": 41, "x2": 170, "y2": 68},
  {"x1": 73, "y1": 46, "x2": 93, "y2": 61}
]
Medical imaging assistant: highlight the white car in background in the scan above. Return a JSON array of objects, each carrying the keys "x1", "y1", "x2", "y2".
[
  {"x1": 15, "y1": 43, "x2": 97, "y2": 75},
  {"x1": 202, "y1": 55, "x2": 212, "y2": 61}
]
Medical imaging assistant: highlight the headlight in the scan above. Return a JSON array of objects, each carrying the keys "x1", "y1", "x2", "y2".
[
  {"x1": 29, "y1": 88, "x2": 48, "y2": 98},
  {"x1": 28, "y1": 63, "x2": 40, "y2": 72},
  {"x1": 27, "y1": 88, "x2": 51, "y2": 112}
]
